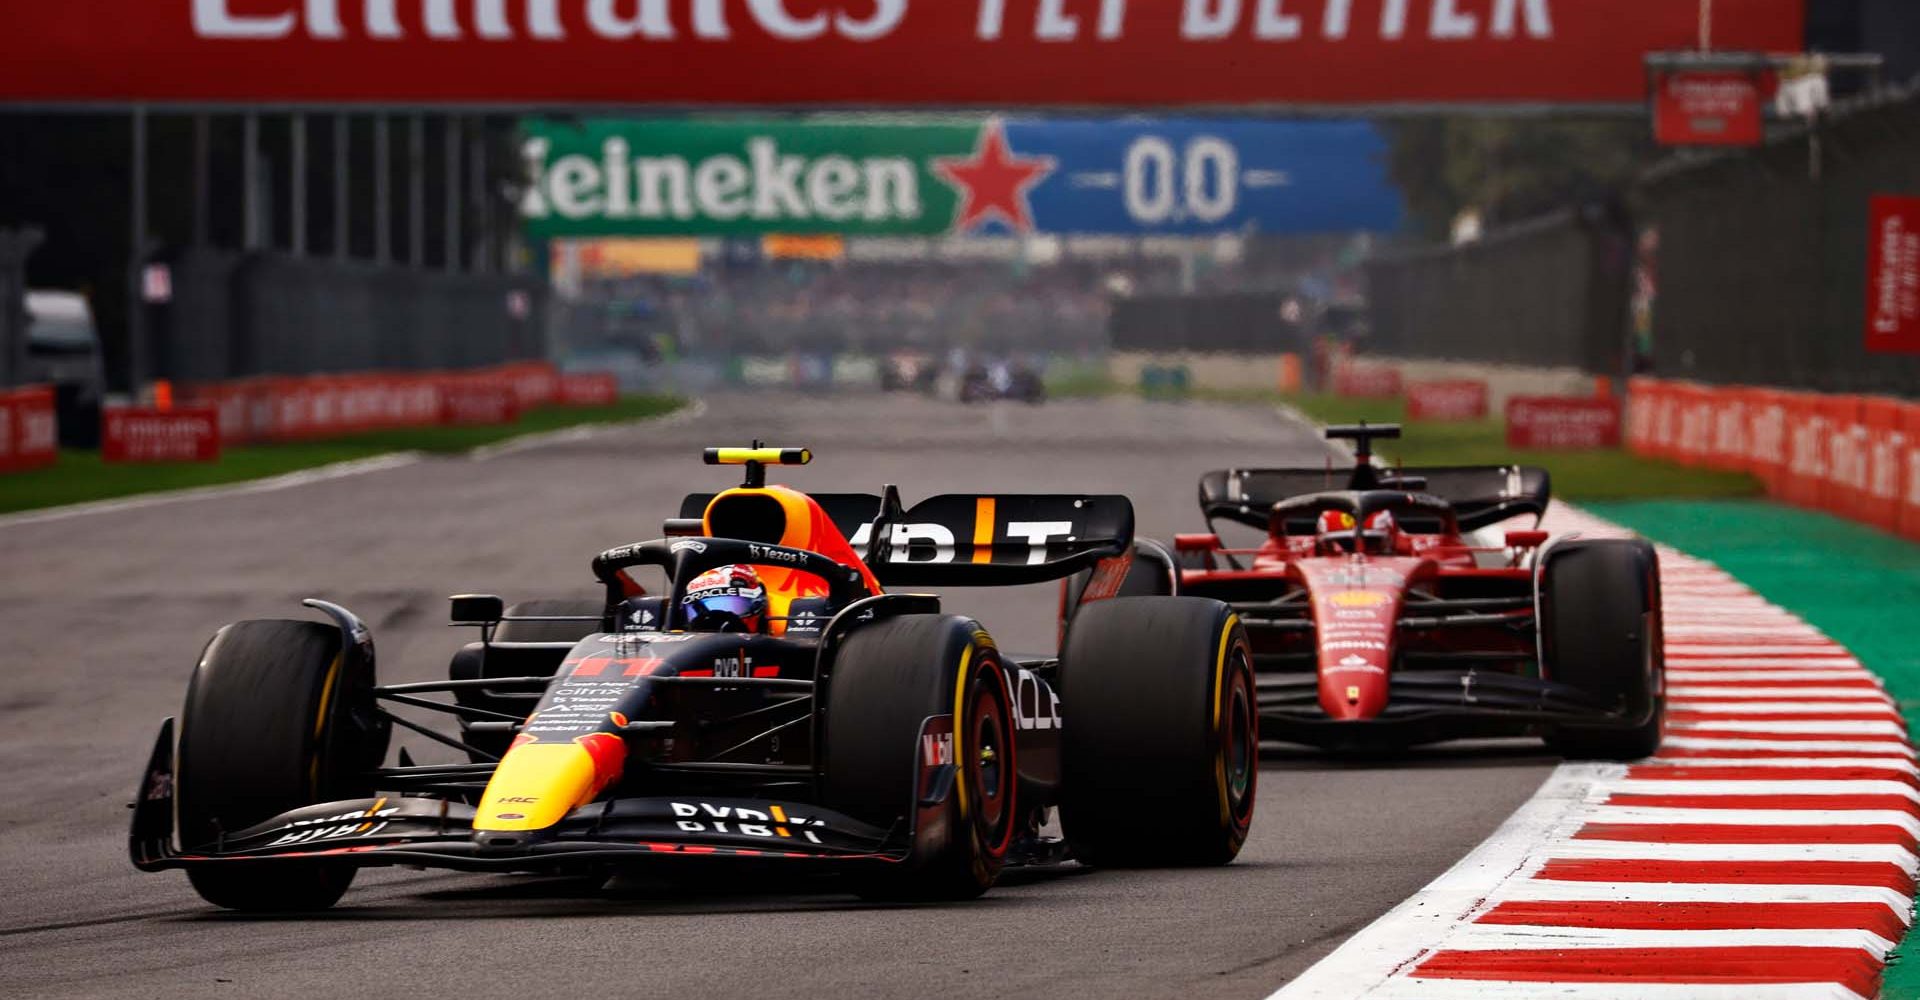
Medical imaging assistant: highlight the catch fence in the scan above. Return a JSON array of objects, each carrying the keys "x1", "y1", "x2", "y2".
[
  {"x1": 1363, "y1": 83, "x2": 1920, "y2": 397},
  {"x1": 1363, "y1": 206, "x2": 1632, "y2": 375},
  {"x1": 154, "y1": 249, "x2": 547, "y2": 383},
  {"x1": 1636, "y1": 84, "x2": 1920, "y2": 394},
  {"x1": 0, "y1": 228, "x2": 42, "y2": 389}
]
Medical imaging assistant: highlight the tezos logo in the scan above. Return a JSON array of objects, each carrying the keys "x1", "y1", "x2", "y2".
[{"x1": 747, "y1": 542, "x2": 803, "y2": 565}]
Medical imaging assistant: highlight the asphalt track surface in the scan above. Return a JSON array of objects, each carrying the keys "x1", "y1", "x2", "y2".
[{"x1": 0, "y1": 392, "x2": 1557, "y2": 1000}]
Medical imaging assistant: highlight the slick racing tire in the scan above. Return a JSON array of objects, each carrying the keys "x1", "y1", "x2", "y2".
[
  {"x1": 175, "y1": 619, "x2": 388, "y2": 911},
  {"x1": 1540, "y1": 538, "x2": 1665, "y2": 761},
  {"x1": 1058, "y1": 597, "x2": 1256, "y2": 867},
  {"x1": 822, "y1": 615, "x2": 1015, "y2": 901},
  {"x1": 1057, "y1": 541, "x2": 1179, "y2": 639},
  {"x1": 494, "y1": 598, "x2": 604, "y2": 643}
]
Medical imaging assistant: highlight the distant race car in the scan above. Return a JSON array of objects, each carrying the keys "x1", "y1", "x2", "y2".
[
  {"x1": 131, "y1": 446, "x2": 1255, "y2": 910},
  {"x1": 1068, "y1": 424, "x2": 1662, "y2": 758},
  {"x1": 959, "y1": 359, "x2": 1045, "y2": 404},
  {"x1": 879, "y1": 350, "x2": 940, "y2": 393}
]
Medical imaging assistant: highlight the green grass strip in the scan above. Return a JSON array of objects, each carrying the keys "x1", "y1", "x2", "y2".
[
  {"x1": 1584, "y1": 499, "x2": 1920, "y2": 998},
  {"x1": 0, "y1": 395, "x2": 683, "y2": 515}
]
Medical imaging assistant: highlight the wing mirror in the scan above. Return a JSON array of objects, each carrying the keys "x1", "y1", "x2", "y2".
[
  {"x1": 1504, "y1": 530, "x2": 1550, "y2": 549},
  {"x1": 449, "y1": 594, "x2": 504, "y2": 625}
]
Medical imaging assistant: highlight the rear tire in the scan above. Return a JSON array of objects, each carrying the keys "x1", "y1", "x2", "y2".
[
  {"x1": 1057, "y1": 542, "x2": 1178, "y2": 641},
  {"x1": 175, "y1": 619, "x2": 387, "y2": 911},
  {"x1": 822, "y1": 615, "x2": 1014, "y2": 901},
  {"x1": 1058, "y1": 597, "x2": 1256, "y2": 867},
  {"x1": 494, "y1": 598, "x2": 604, "y2": 643},
  {"x1": 1541, "y1": 538, "x2": 1665, "y2": 761}
]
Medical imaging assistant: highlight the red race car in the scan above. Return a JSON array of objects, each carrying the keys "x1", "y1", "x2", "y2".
[{"x1": 1102, "y1": 423, "x2": 1664, "y2": 758}]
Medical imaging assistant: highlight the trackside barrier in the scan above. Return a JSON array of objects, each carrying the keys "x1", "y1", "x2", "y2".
[
  {"x1": 1629, "y1": 377, "x2": 1920, "y2": 542},
  {"x1": 1332, "y1": 361, "x2": 1403, "y2": 399},
  {"x1": 175, "y1": 361, "x2": 612, "y2": 447},
  {"x1": 1405, "y1": 380, "x2": 1488, "y2": 422},
  {"x1": 0, "y1": 385, "x2": 58, "y2": 474},
  {"x1": 102, "y1": 406, "x2": 221, "y2": 463},
  {"x1": 1504, "y1": 395, "x2": 1621, "y2": 449}
]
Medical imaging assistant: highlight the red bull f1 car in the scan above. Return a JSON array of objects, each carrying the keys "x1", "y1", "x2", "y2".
[
  {"x1": 130, "y1": 446, "x2": 1256, "y2": 910},
  {"x1": 1085, "y1": 424, "x2": 1663, "y2": 758}
]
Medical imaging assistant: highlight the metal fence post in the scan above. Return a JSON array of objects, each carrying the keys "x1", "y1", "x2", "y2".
[
  {"x1": 334, "y1": 114, "x2": 349, "y2": 260},
  {"x1": 469, "y1": 117, "x2": 488, "y2": 273},
  {"x1": 445, "y1": 116, "x2": 461, "y2": 273},
  {"x1": 409, "y1": 114, "x2": 424, "y2": 269},
  {"x1": 128, "y1": 106, "x2": 149, "y2": 393},
  {"x1": 375, "y1": 115, "x2": 391, "y2": 264},
  {"x1": 192, "y1": 113, "x2": 211, "y2": 248},
  {"x1": 291, "y1": 112, "x2": 307, "y2": 258},
  {"x1": 242, "y1": 112, "x2": 262, "y2": 251}
]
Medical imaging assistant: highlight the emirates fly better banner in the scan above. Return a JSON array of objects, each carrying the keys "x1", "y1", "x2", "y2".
[
  {"x1": 521, "y1": 117, "x2": 1403, "y2": 236},
  {"x1": 0, "y1": 0, "x2": 1803, "y2": 106}
]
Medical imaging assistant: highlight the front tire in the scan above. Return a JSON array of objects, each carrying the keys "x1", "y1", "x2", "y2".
[
  {"x1": 1058, "y1": 597, "x2": 1256, "y2": 867},
  {"x1": 821, "y1": 615, "x2": 1014, "y2": 900},
  {"x1": 1541, "y1": 538, "x2": 1665, "y2": 761},
  {"x1": 175, "y1": 619, "x2": 386, "y2": 911}
]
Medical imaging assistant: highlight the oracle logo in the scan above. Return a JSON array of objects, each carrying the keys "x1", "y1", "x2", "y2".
[{"x1": 191, "y1": 0, "x2": 908, "y2": 42}]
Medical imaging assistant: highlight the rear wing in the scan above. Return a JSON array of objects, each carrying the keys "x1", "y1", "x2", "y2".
[
  {"x1": 679, "y1": 491, "x2": 1134, "y2": 586},
  {"x1": 1199, "y1": 465, "x2": 1551, "y2": 533}
]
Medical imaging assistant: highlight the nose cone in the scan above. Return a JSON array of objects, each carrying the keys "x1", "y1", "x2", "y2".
[
  {"x1": 473, "y1": 734, "x2": 627, "y2": 832},
  {"x1": 1318, "y1": 669, "x2": 1389, "y2": 720}
]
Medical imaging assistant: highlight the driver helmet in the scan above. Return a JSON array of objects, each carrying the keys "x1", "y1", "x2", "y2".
[
  {"x1": 681, "y1": 565, "x2": 768, "y2": 633},
  {"x1": 1315, "y1": 510, "x2": 1359, "y2": 554},
  {"x1": 1360, "y1": 510, "x2": 1399, "y2": 555}
]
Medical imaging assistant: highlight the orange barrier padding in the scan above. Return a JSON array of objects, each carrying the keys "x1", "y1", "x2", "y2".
[
  {"x1": 1859, "y1": 397, "x2": 1907, "y2": 533},
  {"x1": 1625, "y1": 377, "x2": 1659, "y2": 455},
  {"x1": 557, "y1": 372, "x2": 620, "y2": 407},
  {"x1": 102, "y1": 405, "x2": 220, "y2": 463},
  {"x1": 1406, "y1": 380, "x2": 1489, "y2": 422},
  {"x1": 1820, "y1": 396, "x2": 1867, "y2": 522},
  {"x1": 1900, "y1": 403, "x2": 1920, "y2": 543},
  {"x1": 1704, "y1": 387, "x2": 1749, "y2": 473},
  {"x1": 1647, "y1": 380, "x2": 1680, "y2": 462},
  {"x1": 1626, "y1": 377, "x2": 1919, "y2": 539},
  {"x1": 1332, "y1": 361, "x2": 1402, "y2": 399},
  {"x1": 1672, "y1": 382, "x2": 1715, "y2": 468},
  {"x1": 1744, "y1": 388, "x2": 1793, "y2": 493},
  {"x1": 1781, "y1": 393, "x2": 1831, "y2": 511},
  {"x1": 1277, "y1": 353, "x2": 1303, "y2": 395},
  {"x1": 0, "y1": 385, "x2": 58, "y2": 475},
  {"x1": 174, "y1": 363, "x2": 573, "y2": 445},
  {"x1": 439, "y1": 372, "x2": 520, "y2": 426}
]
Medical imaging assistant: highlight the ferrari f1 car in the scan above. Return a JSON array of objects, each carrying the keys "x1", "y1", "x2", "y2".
[
  {"x1": 1074, "y1": 424, "x2": 1662, "y2": 758},
  {"x1": 130, "y1": 446, "x2": 1256, "y2": 910}
]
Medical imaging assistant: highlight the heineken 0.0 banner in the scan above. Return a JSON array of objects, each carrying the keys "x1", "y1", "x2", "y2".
[{"x1": 520, "y1": 118, "x2": 1403, "y2": 239}]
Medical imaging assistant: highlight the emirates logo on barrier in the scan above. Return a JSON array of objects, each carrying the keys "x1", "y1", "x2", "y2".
[
  {"x1": 1788, "y1": 417, "x2": 1828, "y2": 479},
  {"x1": 1870, "y1": 433, "x2": 1904, "y2": 501},
  {"x1": 1750, "y1": 404, "x2": 1786, "y2": 465},
  {"x1": 1711, "y1": 400, "x2": 1747, "y2": 461}
]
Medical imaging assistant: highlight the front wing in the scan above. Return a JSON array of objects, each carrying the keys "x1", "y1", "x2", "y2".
[
  {"x1": 131, "y1": 719, "x2": 942, "y2": 874},
  {"x1": 1256, "y1": 669, "x2": 1644, "y2": 749}
]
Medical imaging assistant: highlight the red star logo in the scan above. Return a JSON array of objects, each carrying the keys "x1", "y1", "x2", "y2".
[{"x1": 934, "y1": 120, "x2": 1056, "y2": 234}]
